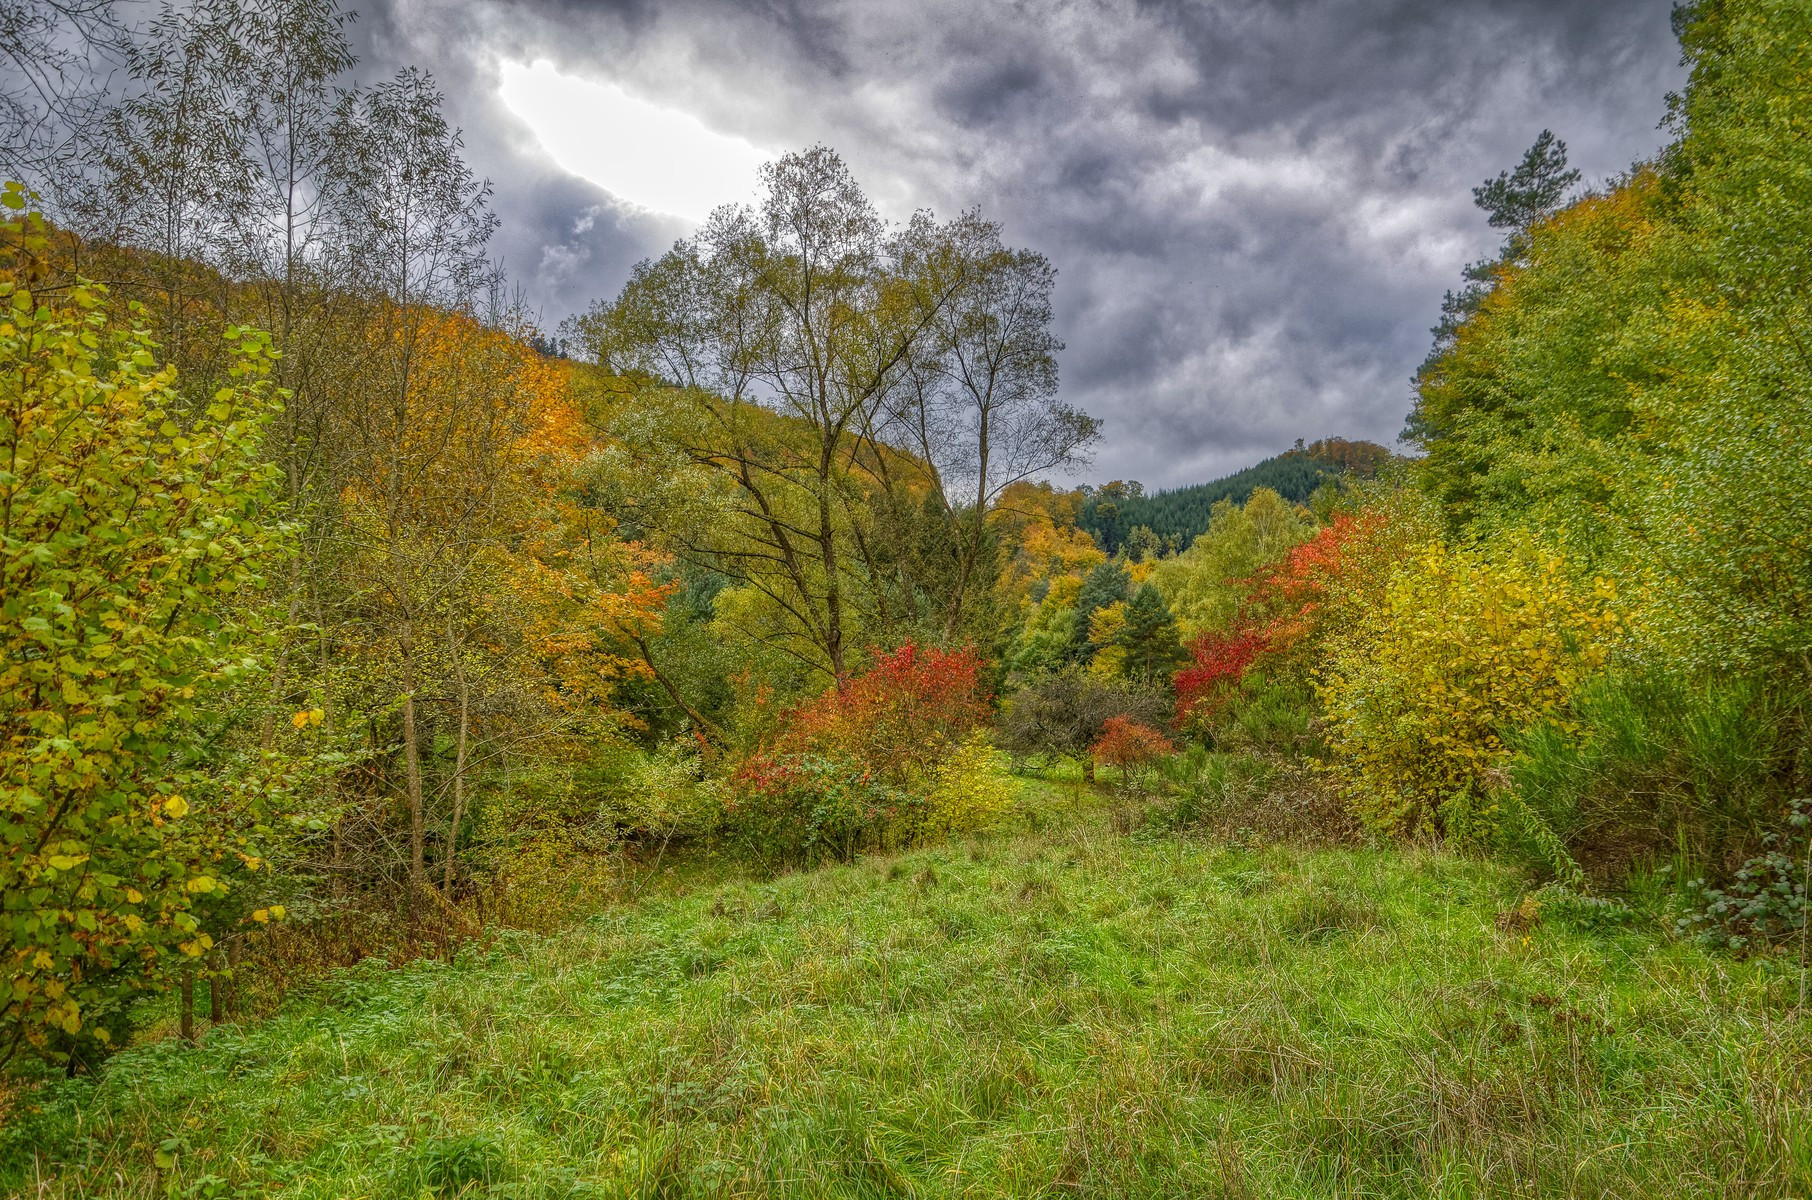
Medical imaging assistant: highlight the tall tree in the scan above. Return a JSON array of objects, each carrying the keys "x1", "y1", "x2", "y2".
[
  {"x1": 0, "y1": 0, "x2": 120, "y2": 193},
  {"x1": 1416, "y1": 129, "x2": 1582, "y2": 386},
  {"x1": 571, "y1": 148, "x2": 1093, "y2": 683},
  {"x1": 882, "y1": 212, "x2": 1098, "y2": 639},
  {"x1": 573, "y1": 148, "x2": 944, "y2": 685}
]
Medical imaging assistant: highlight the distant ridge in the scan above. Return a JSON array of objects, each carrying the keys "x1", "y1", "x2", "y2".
[{"x1": 1079, "y1": 437, "x2": 1392, "y2": 553}]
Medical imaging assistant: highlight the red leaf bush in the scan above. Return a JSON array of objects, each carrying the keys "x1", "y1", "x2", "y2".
[
  {"x1": 771, "y1": 643, "x2": 990, "y2": 784},
  {"x1": 729, "y1": 643, "x2": 992, "y2": 863},
  {"x1": 1090, "y1": 716, "x2": 1175, "y2": 775}
]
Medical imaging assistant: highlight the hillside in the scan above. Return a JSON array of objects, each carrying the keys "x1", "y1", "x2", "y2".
[
  {"x1": 3, "y1": 783, "x2": 1806, "y2": 1199},
  {"x1": 1079, "y1": 438, "x2": 1392, "y2": 552}
]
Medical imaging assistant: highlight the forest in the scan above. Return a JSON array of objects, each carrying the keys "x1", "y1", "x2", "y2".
[{"x1": 1, "y1": 0, "x2": 1810, "y2": 1195}]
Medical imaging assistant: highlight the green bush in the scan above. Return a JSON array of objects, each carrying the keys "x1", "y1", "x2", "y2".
[
  {"x1": 1212, "y1": 670, "x2": 1320, "y2": 758},
  {"x1": 1320, "y1": 535, "x2": 1620, "y2": 845},
  {"x1": 725, "y1": 755, "x2": 920, "y2": 869},
  {"x1": 923, "y1": 735, "x2": 1018, "y2": 838},
  {"x1": 1157, "y1": 746, "x2": 1280, "y2": 829},
  {"x1": 1505, "y1": 668, "x2": 1804, "y2": 884}
]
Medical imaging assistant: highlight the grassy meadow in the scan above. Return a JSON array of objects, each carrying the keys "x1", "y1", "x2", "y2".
[{"x1": 4, "y1": 780, "x2": 1807, "y2": 1199}]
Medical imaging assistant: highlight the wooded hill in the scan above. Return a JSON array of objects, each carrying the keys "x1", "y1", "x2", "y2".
[{"x1": 1078, "y1": 437, "x2": 1392, "y2": 553}]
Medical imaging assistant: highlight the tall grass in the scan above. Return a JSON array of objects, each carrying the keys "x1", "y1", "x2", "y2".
[{"x1": 3, "y1": 784, "x2": 1807, "y2": 1198}]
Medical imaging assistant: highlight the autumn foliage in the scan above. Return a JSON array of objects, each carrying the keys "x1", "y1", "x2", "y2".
[
  {"x1": 728, "y1": 644, "x2": 991, "y2": 862},
  {"x1": 1171, "y1": 512, "x2": 1384, "y2": 728},
  {"x1": 768, "y1": 643, "x2": 991, "y2": 784},
  {"x1": 1090, "y1": 717, "x2": 1175, "y2": 776}
]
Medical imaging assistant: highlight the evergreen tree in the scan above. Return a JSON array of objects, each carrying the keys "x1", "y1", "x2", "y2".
[
  {"x1": 1069, "y1": 559, "x2": 1131, "y2": 663},
  {"x1": 1115, "y1": 584, "x2": 1186, "y2": 685}
]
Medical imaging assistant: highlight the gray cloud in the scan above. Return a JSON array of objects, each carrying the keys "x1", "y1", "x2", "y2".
[{"x1": 357, "y1": 0, "x2": 1683, "y2": 486}]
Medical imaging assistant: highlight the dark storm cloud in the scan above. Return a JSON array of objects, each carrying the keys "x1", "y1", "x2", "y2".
[{"x1": 355, "y1": 0, "x2": 1683, "y2": 486}]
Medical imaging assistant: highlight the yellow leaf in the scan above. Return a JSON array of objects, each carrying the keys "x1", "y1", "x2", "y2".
[
  {"x1": 252, "y1": 909, "x2": 269, "y2": 923},
  {"x1": 291, "y1": 711, "x2": 310, "y2": 728},
  {"x1": 164, "y1": 795, "x2": 189, "y2": 819}
]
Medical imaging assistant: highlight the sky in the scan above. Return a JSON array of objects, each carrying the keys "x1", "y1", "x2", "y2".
[{"x1": 349, "y1": 0, "x2": 1686, "y2": 489}]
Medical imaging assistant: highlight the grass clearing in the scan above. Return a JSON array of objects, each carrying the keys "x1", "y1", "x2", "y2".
[{"x1": 3, "y1": 783, "x2": 1809, "y2": 1198}]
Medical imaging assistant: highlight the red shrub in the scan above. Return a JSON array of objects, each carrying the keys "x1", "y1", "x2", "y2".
[
  {"x1": 1090, "y1": 716, "x2": 1175, "y2": 773},
  {"x1": 770, "y1": 642, "x2": 991, "y2": 784},
  {"x1": 1171, "y1": 512, "x2": 1392, "y2": 729},
  {"x1": 1243, "y1": 512, "x2": 1379, "y2": 656},
  {"x1": 1173, "y1": 628, "x2": 1268, "y2": 726}
]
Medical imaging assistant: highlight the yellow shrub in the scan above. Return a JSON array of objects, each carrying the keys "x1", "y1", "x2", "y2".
[
  {"x1": 923, "y1": 735, "x2": 1019, "y2": 838},
  {"x1": 1319, "y1": 536, "x2": 1619, "y2": 843}
]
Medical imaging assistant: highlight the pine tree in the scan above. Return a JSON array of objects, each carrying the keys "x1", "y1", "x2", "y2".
[{"x1": 1115, "y1": 584, "x2": 1185, "y2": 684}]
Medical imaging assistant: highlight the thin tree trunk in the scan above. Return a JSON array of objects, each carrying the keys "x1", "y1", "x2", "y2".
[
  {"x1": 443, "y1": 617, "x2": 469, "y2": 896},
  {"x1": 180, "y1": 970, "x2": 195, "y2": 1043},
  {"x1": 818, "y1": 446, "x2": 847, "y2": 687},
  {"x1": 259, "y1": 578, "x2": 303, "y2": 751},
  {"x1": 208, "y1": 953, "x2": 224, "y2": 1023},
  {"x1": 398, "y1": 614, "x2": 426, "y2": 919},
  {"x1": 226, "y1": 936, "x2": 242, "y2": 1017},
  {"x1": 626, "y1": 628, "x2": 725, "y2": 748}
]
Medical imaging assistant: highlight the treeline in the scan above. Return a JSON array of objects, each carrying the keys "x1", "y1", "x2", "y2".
[{"x1": 1077, "y1": 437, "x2": 1391, "y2": 554}]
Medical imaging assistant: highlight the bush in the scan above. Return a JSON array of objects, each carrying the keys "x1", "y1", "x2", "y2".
[
  {"x1": 0, "y1": 228, "x2": 291, "y2": 1061},
  {"x1": 721, "y1": 643, "x2": 992, "y2": 865},
  {"x1": 1505, "y1": 668, "x2": 1803, "y2": 884},
  {"x1": 996, "y1": 671, "x2": 1170, "y2": 779},
  {"x1": 726, "y1": 755, "x2": 919, "y2": 867},
  {"x1": 923, "y1": 735, "x2": 1018, "y2": 838},
  {"x1": 772, "y1": 643, "x2": 990, "y2": 785},
  {"x1": 1090, "y1": 717, "x2": 1174, "y2": 787},
  {"x1": 1320, "y1": 535, "x2": 1620, "y2": 844},
  {"x1": 1676, "y1": 798, "x2": 1811, "y2": 956},
  {"x1": 1171, "y1": 496, "x2": 1435, "y2": 751}
]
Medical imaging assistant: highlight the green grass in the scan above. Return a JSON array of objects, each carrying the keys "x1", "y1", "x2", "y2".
[{"x1": 4, "y1": 790, "x2": 1810, "y2": 1198}]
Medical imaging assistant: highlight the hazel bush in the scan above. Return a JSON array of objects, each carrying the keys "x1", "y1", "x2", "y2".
[
  {"x1": 922, "y1": 735, "x2": 1017, "y2": 839},
  {"x1": 1, "y1": 223, "x2": 289, "y2": 1060},
  {"x1": 1319, "y1": 535, "x2": 1620, "y2": 844}
]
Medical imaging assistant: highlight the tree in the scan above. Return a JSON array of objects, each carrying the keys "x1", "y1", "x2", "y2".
[
  {"x1": 0, "y1": 0, "x2": 120, "y2": 193},
  {"x1": 880, "y1": 213, "x2": 1099, "y2": 636},
  {"x1": 75, "y1": 0, "x2": 256, "y2": 379},
  {"x1": 1068, "y1": 558, "x2": 1131, "y2": 663},
  {"x1": 1151, "y1": 488, "x2": 1311, "y2": 638},
  {"x1": 1416, "y1": 130, "x2": 1582, "y2": 381},
  {"x1": 1114, "y1": 583, "x2": 1185, "y2": 685},
  {"x1": 1473, "y1": 130, "x2": 1581, "y2": 234},
  {"x1": 0, "y1": 207, "x2": 287, "y2": 1062},
  {"x1": 323, "y1": 69, "x2": 496, "y2": 915},
  {"x1": 996, "y1": 671, "x2": 1169, "y2": 781},
  {"x1": 571, "y1": 149, "x2": 925, "y2": 685},
  {"x1": 569, "y1": 147, "x2": 1094, "y2": 686},
  {"x1": 1090, "y1": 716, "x2": 1174, "y2": 786}
]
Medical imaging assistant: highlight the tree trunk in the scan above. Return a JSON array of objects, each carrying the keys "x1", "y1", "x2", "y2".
[
  {"x1": 226, "y1": 936, "x2": 242, "y2": 1017},
  {"x1": 398, "y1": 614, "x2": 426, "y2": 919},
  {"x1": 443, "y1": 620, "x2": 470, "y2": 896},
  {"x1": 208, "y1": 953, "x2": 224, "y2": 1023},
  {"x1": 627, "y1": 629, "x2": 725, "y2": 749},
  {"x1": 818, "y1": 447, "x2": 847, "y2": 687},
  {"x1": 180, "y1": 970, "x2": 195, "y2": 1043}
]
